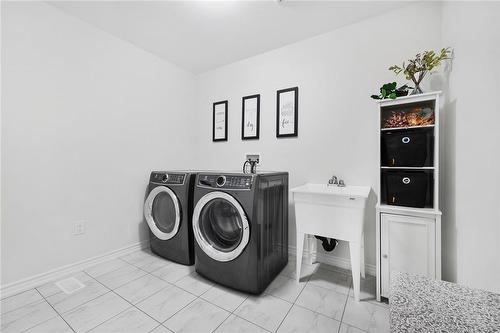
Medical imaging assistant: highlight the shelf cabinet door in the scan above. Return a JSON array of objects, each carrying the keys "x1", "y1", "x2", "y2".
[{"x1": 380, "y1": 213, "x2": 435, "y2": 297}]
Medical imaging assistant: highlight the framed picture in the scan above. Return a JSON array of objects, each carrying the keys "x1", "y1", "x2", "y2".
[
  {"x1": 276, "y1": 87, "x2": 298, "y2": 137},
  {"x1": 213, "y1": 100, "x2": 228, "y2": 142},
  {"x1": 241, "y1": 94, "x2": 260, "y2": 140}
]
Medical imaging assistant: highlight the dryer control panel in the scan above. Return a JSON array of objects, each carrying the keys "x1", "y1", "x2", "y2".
[
  {"x1": 150, "y1": 172, "x2": 185, "y2": 185},
  {"x1": 198, "y1": 174, "x2": 252, "y2": 189}
]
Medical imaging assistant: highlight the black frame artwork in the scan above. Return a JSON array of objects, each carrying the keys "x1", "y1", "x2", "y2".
[
  {"x1": 276, "y1": 87, "x2": 298, "y2": 137},
  {"x1": 241, "y1": 94, "x2": 260, "y2": 140},
  {"x1": 213, "y1": 100, "x2": 228, "y2": 142}
]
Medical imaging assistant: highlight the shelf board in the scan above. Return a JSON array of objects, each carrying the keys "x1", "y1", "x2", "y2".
[
  {"x1": 377, "y1": 204, "x2": 442, "y2": 216},
  {"x1": 381, "y1": 166, "x2": 435, "y2": 170},
  {"x1": 381, "y1": 124, "x2": 435, "y2": 131},
  {"x1": 377, "y1": 91, "x2": 442, "y2": 106}
]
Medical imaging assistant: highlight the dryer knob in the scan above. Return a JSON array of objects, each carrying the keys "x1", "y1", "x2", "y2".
[
  {"x1": 162, "y1": 174, "x2": 169, "y2": 183},
  {"x1": 216, "y1": 176, "x2": 226, "y2": 187}
]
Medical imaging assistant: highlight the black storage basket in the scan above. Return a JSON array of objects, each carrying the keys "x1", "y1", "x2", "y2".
[
  {"x1": 382, "y1": 170, "x2": 432, "y2": 208},
  {"x1": 381, "y1": 128, "x2": 434, "y2": 167}
]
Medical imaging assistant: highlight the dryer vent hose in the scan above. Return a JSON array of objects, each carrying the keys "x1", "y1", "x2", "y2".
[{"x1": 314, "y1": 236, "x2": 338, "y2": 252}]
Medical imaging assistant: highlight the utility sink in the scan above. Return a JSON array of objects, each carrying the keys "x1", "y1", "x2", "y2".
[
  {"x1": 291, "y1": 183, "x2": 370, "y2": 239},
  {"x1": 291, "y1": 183, "x2": 371, "y2": 301},
  {"x1": 292, "y1": 183, "x2": 370, "y2": 204}
]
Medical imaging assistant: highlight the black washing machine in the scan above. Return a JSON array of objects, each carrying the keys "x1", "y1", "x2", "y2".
[
  {"x1": 144, "y1": 171, "x2": 196, "y2": 265},
  {"x1": 192, "y1": 171, "x2": 288, "y2": 294}
]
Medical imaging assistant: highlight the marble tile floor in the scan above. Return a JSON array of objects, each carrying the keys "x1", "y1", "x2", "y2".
[{"x1": 1, "y1": 249, "x2": 389, "y2": 333}]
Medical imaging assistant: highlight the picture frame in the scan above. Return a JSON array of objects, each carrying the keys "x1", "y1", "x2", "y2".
[
  {"x1": 241, "y1": 94, "x2": 260, "y2": 140},
  {"x1": 213, "y1": 100, "x2": 228, "y2": 142},
  {"x1": 276, "y1": 87, "x2": 298, "y2": 137}
]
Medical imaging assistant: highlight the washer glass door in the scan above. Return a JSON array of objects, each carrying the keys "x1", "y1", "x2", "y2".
[
  {"x1": 193, "y1": 192, "x2": 250, "y2": 262},
  {"x1": 144, "y1": 186, "x2": 181, "y2": 240}
]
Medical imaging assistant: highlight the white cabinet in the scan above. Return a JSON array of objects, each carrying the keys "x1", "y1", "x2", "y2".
[
  {"x1": 375, "y1": 92, "x2": 442, "y2": 301},
  {"x1": 380, "y1": 213, "x2": 436, "y2": 298}
]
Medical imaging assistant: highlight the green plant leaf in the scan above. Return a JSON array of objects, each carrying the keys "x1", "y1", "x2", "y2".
[{"x1": 389, "y1": 93, "x2": 397, "y2": 99}]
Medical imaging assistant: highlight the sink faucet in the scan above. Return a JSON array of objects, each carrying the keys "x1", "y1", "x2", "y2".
[
  {"x1": 328, "y1": 175, "x2": 338, "y2": 186},
  {"x1": 328, "y1": 175, "x2": 346, "y2": 187}
]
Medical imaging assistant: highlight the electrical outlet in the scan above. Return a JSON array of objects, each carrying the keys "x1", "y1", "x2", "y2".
[{"x1": 73, "y1": 221, "x2": 86, "y2": 235}]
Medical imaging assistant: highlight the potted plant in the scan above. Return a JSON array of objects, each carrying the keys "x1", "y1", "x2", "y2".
[
  {"x1": 371, "y1": 82, "x2": 413, "y2": 100},
  {"x1": 389, "y1": 48, "x2": 451, "y2": 95}
]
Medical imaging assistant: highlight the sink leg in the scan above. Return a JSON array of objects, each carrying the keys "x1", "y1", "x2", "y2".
[
  {"x1": 309, "y1": 235, "x2": 317, "y2": 265},
  {"x1": 296, "y1": 232, "x2": 305, "y2": 282},
  {"x1": 349, "y1": 241, "x2": 361, "y2": 302},
  {"x1": 361, "y1": 232, "x2": 366, "y2": 279}
]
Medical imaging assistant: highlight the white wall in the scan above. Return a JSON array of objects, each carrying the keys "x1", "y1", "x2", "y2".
[
  {"x1": 194, "y1": 2, "x2": 443, "y2": 269},
  {"x1": 3, "y1": 1, "x2": 499, "y2": 294},
  {"x1": 1, "y1": 2, "x2": 195, "y2": 285},
  {"x1": 441, "y1": 2, "x2": 500, "y2": 292}
]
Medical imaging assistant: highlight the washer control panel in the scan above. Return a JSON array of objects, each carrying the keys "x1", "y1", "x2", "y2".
[
  {"x1": 151, "y1": 172, "x2": 185, "y2": 185},
  {"x1": 198, "y1": 174, "x2": 252, "y2": 189}
]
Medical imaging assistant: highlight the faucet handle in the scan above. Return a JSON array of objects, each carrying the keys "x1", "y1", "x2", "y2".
[
  {"x1": 338, "y1": 179, "x2": 346, "y2": 187},
  {"x1": 328, "y1": 175, "x2": 338, "y2": 186}
]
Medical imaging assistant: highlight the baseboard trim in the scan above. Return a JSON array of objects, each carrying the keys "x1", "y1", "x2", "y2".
[
  {"x1": 0, "y1": 240, "x2": 149, "y2": 299},
  {"x1": 1, "y1": 241, "x2": 374, "y2": 298},
  {"x1": 288, "y1": 245, "x2": 376, "y2": 277}
]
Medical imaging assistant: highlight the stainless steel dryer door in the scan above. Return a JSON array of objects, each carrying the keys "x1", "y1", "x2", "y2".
[
  {"x1": 144, "y1": 186, "x2": 181, "y2": 240},
  {"x1": 192, "y1": 191, "x2": 250, "y2": 262}
]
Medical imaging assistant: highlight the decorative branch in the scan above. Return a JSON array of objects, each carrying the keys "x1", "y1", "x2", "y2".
[{"x1": 389, "y1": 48, "x2": 451, "y2": 93}]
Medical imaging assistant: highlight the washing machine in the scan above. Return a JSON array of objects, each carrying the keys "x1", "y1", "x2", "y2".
[
  {"x1": 192, "y1": 171, "x2": 288, "y2": 294},
  {"x1": 144, "y1": 171, "x2": 196, "y2": 265}
]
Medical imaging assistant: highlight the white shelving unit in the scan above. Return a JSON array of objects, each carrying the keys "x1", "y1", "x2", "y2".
[{"x1": 375, "y1": 91, "x2": 442, "y2": 301}]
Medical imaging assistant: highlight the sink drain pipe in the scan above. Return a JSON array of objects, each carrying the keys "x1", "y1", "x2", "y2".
[{"x1": 314, "y1": 236, "x2": 338, "y2": 252}]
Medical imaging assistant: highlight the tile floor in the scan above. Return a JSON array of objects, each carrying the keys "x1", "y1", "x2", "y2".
[{"x1": 1, "y1": 249, "x2": 389, "y2": 333}]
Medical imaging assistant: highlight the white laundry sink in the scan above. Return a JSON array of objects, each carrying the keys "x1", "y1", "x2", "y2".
[
  {"x1": 291, "y1": 183, "x2": 370, "y2": 240},
  {"x1": 291, "y1": 183, "x2": 371, "y2": 301},
  {"x1": 292, "y1": 183, "x2": 370, "y2": 204}
]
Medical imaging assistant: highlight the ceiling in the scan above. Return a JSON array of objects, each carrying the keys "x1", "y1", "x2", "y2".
[{"x1": 49, "y1": 1, "x2": 410, "y2": 74}]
